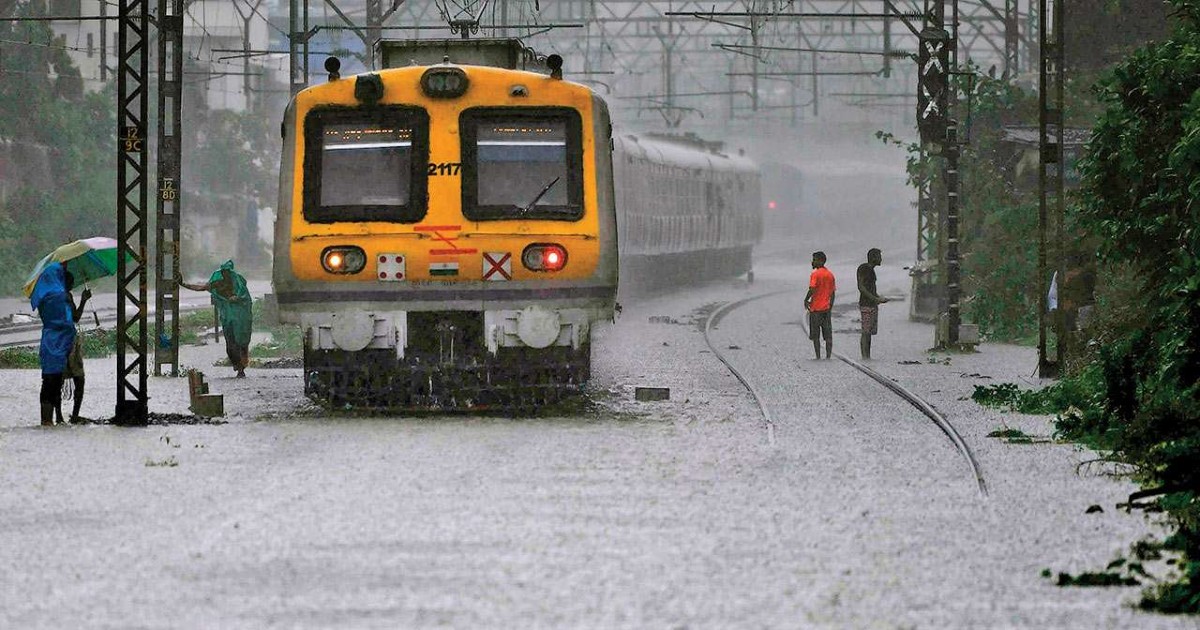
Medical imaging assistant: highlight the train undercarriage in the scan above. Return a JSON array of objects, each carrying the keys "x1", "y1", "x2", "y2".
[
  {"x1": 300, "y1": 308, "x2": 594, "y2": 412},
  {"x1": 304, "y1": 346, "x2": 591, "y2": 411}
]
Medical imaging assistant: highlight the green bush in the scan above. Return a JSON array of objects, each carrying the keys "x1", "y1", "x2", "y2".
[
  {"x1": 0, "y1": 347, "x2": 41, "y2": 369},
  {"x1": 990, "y1": 1, "x2": 1200, "y2": 612},
  {"x1": 964, "y1": 3, "x2": 1200, "y2": 609},
  {"x1": 0, "y1": 6, "x2": 116, "y2": 296},
  {"x1": 251, "y1": 326, "x2": 302, "y2": 358}
]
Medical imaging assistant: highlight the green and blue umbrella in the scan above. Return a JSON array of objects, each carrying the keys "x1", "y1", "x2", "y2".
[{"x1": 23, "y1": 237, "x2": 130, "y2": 297}]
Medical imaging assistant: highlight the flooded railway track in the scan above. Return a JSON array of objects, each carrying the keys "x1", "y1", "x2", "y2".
[{"x1": 703, "y1": 291, "x2": 988, "y2": 497}]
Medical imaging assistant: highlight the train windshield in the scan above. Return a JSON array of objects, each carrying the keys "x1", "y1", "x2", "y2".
[
  {"x1": 302, "y1": 107, "x2": 429, "y2": 223},
  {"x1": 460, "y1": 108, "x2": 584, "y2": 221}
]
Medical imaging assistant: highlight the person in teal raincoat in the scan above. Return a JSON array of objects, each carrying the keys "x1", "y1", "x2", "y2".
[
  {"x1": 179, "y1": 260, "x2": 253, "y2": 377},
  {"x1": 31, "y1": 262, "x2": 76, "y2": 425}
]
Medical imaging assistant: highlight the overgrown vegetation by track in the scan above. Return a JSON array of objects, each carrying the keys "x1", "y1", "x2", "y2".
[
  {"x1": 944, "y1": 0, "x2": 1200, "y2": 614},
  {"x1": 1, "y1": 3, "x2": 279, "y2": 298},
  {"x1": 970, "y1": 5, "x2": 1200, "y2": 595},
  {"x1": 0, "y1": 328, "x2": 118, "y2": 369}
]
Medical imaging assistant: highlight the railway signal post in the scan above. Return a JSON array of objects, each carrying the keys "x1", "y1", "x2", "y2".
[{"x1": 915, "y1": 3, "x2": 969, "y2": 349}]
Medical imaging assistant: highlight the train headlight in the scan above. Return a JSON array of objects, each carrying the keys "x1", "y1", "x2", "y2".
[
  {"x1": 420, "y1": 67, "x2": 469, "y2": 98},
  {"x1": 354, "y1": 73, "x2": 384, "y2": 104},
  {"x1": 321, "y1": 246, "x2": 367, "y2": 274},
  {"x1": 521, "y1": 244, "x2": 567, "y2": 272}
]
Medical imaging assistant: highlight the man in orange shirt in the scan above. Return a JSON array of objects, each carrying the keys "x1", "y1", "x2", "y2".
[{"x1": 804, "y1": 251, "x2": 836, "y2": 360}]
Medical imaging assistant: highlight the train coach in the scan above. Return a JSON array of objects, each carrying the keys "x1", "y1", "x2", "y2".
[
  {"x1": 272, "y1": 39, "x2": 762, "y2": 408},
  {"x1": 613, "y1": 134, "x2": 762, "y2": 292}
]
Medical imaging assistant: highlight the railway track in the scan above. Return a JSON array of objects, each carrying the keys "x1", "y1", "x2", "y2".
[
  {"x1": 702, "y1": 291, "x2": 989, "y2": 497},
  {"x1": 0, "y1": 310, "x2": 116, "y2": 350},
  {"x1": 702, "y1": 291, "x2": 792, "y2": 447},
  {"x1": 0, "y1": 300, "x2": 219, "y2": 350}
]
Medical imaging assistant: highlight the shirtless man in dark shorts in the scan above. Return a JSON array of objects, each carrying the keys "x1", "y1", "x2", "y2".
[{"x1": 856, "y1": 248, "x2": 890, "y2": 360}]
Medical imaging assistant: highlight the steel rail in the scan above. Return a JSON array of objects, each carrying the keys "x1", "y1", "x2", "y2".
[
  {"x1": 836, "y1": 354, "x2": 989, "y2": 497},
  {"x1": 0, "y1": 299, "x2": 219, "y2": 350},
  {"x1": 706, "y1": 290, "x2": 988, "y2": 497},
  {"x1": 702, "y1": 290, "x2": 792, "y2": 447}
]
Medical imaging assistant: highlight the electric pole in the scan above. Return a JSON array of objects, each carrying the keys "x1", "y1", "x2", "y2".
[
  {"x1": 116, "y1": 0, "x2": 149, "y2": 425},
  {"x1": 154, "y1": 0, "x2": 184, "y2": 378},
  {"x1": 1037, "y1": 0, "x2": 1065, "y2": 376}
]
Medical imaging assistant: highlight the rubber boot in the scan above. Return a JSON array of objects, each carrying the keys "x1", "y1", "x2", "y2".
[{"x1": 40, "y1": 404, "x2": 55, "y2": 427}]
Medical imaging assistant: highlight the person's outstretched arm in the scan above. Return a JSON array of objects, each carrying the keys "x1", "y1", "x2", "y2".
[{"x1": 176, "y1": 275, "x2": 211, "y2": 292}]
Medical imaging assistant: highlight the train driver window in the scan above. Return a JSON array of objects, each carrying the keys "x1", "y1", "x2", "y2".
[
  {"x1": 302, "y1": 107, "x2": 429, "y2": 223},
  {"x1": 460, "y1": 108, "x2": 584, "y2": 221}
]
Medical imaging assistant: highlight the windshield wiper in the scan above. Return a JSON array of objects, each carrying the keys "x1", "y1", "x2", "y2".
[{"x1": 518, "y1": 176, "x2": 561, "y2": 213}]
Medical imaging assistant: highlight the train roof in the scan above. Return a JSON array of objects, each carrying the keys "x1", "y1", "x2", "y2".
[
  {"x1": 376, "y1": 38, "x2": 546, "y2": 73},
  {"x1": 614, "y1": 133, "x2": 758, "y2": 174},
  {"x1": 292, "y1": 62, "x2": 598, "y2": 108}
]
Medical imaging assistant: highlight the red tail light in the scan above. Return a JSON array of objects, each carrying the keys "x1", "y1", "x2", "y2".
[{"x1": 522, "y1": 244, "x2": 567, "y2": 272}]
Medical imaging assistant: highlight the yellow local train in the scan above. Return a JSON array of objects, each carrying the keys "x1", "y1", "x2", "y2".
[{"x1": 274, "y1": 40, "x2": 760, "y2": 408}]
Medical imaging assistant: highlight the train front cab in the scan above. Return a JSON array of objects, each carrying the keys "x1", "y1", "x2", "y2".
[{"x1": 273, "y1": 64, "x2": 618, "y2": 407}]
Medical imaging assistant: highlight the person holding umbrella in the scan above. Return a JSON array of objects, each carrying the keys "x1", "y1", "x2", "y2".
[
  {"x1": 30, "y1": 262, "x2": 76, "y2": 426},
  {"x1": 178, "y1": 260, "x2": 253, "y2": 378},
  {"x1": 25, "y1": 238, "x2": 121, "y2": 426}
]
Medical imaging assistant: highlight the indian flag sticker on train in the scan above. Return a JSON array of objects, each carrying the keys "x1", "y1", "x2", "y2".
[
  {"x1": 482, "y1": 252, "x2": 512, "y2": 281},
  {"x1": 377, "y1": 254, "x2": 406, "y2": 281},
  {"x1": 429, "y1": 261, "x2": 459, "y2": 277}
]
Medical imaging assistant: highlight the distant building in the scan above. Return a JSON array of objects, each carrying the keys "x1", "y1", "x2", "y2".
[
  {"x1": 183, "y1": 0, "x2": 276, "y2": 111},
  {"x1": 43, "y1": 0, "x2": 284, "y2": 111},
  {"x1": 42, "y1": 0, "x2": 109, "y2": 92}
]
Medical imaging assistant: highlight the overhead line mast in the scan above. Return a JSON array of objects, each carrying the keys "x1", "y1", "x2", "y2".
[
  {"x1": 116, "y1": 0, "x2": 149, "y2": 425},
  {"x1": 154, "y1": 0, "x2": 184, "y2": 379}
]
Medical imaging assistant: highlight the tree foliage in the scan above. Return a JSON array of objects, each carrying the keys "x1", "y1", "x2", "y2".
[
  {"x1": 886, "y1": 1, "x2": 1200, "y2": 610},
  {"x1": 0, "y1": 1, "x2": 116, "y2": 294},
  {"x1": 0, "y1": 1, "x2": 282, "y2": 293},
  {"x1": 879, "y1": 72, "x2": 1047, "y2": 342},
  {"x1": 1058, "y1": 0, "x2": 1200, "y2": 612}
]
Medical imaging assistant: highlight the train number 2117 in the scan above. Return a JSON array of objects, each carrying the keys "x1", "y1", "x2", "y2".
[{"x1": 428, "y1": 162, "x2": 461, "y2": 176}]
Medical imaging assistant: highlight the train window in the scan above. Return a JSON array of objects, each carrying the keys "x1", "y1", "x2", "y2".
[
  {"x1": 460, "y1": 107, "x2": 584, "y2": 221},
  {"x1": 302, "y1": 106, "x2": 429, "y2": 223}
]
